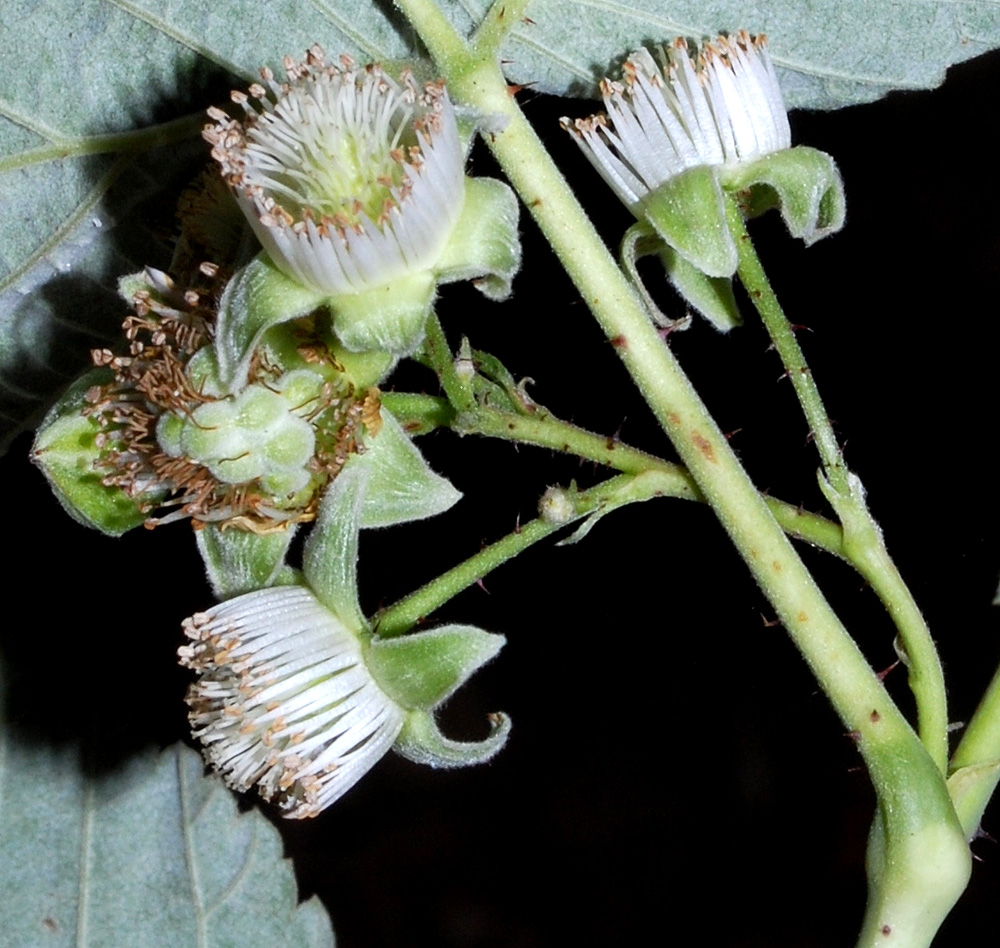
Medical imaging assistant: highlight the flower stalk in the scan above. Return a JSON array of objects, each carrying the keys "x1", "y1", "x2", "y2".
[{"x1": 723, "y1": 193, "x2": 949, "y2": 774}]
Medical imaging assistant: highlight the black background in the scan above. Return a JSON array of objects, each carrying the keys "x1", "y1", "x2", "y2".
[{"x1": 5, "y1": 45, "x2": 1000, "y2": 948}]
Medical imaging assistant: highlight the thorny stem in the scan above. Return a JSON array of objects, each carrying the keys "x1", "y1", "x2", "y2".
[
  {"x1": 722, "y1": 194, "x2": 845, "y2": 488},
  {"x1": 394, "y1": 4, "x2": 969, "y2": 941},
  {"x1": 725, "y1": 195, "x2": 949, "y2": 774},
  {"x1": 471, "y1": 0, "x2": 533, "y2": 59},
  {"x1": 375, "y1": 471, "x2": 673, "y2": 637}
]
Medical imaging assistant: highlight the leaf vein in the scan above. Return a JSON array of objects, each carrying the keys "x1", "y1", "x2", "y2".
[
  {"x1": 304, "y1": 0, "x2": 393, "y2": 59},
  {"x1": 204, "y1": 802, "x2": 260, "y2": 918},
  {"x1": 177, "y1": 749, "x2": 209, "y2": 948},
  {"x1": 76, "y1": 781, "x2": 95, "y2": 948},
  {"x1": 99, "y1": 0, "x2": 250, "y2": 80},
  {"x1": 0, "y1": 155, "x2": 126, "y2": 298}
]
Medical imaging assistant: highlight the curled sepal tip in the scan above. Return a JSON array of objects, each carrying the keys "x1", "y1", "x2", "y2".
[
  {"x1": 722, "y1": 146, "x2": 845, "y2": 246},
  {"x1": 395, "y1": 708, "x2": 511, "y2": 769}
]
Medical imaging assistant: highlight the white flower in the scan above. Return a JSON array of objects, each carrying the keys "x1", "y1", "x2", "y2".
[
  {"x1": 205, "y1": 45, "x2": 464, "y2": 296},
  {"x1": 179, "y1": 584, "x2": 405, "y2": 818},
  {"x1": 562, "y1": 31, "x2": 790, "y2": 208}
]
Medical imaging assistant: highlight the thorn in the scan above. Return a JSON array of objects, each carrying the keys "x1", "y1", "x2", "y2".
[
  {"x1": 507, "y1": 81, "x2": 537, "y2": 97},
  {"x1": 522, "y1": 15, "x2": 536, "y2": 24},
  {"x1": 876, "y1": 659, "x2": 900, "y2": 681},
  {"x1": 514, "y1": 514, "x2": 521, "y2": 535},
  {"x1": 776, "y1": 370, "x2": 790, "y2": 382},
  {"x1": 846, "y1": 765, "x2": 864, "y2": 773},
  {"x1": 844, "y1": 729, "x2": 862, "y2": 744},
  {"x1": 723, "y1": 428, "x2": 742, "y2": 441},
  {"x1": 789, "y1": 323, "x2": 814, "y2": 333},
  {"x1": 760, "y1": 613, "x2": 780, "y2": 628},
  {"x1": 475, "y1": 578, "x2": 491, "y2": 595}
]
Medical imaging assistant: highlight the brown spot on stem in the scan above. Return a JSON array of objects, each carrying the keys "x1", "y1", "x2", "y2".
[
  {"x1": 870, "y1": 710, "x2": 881, "y2": 723},
  {"x1": 692, "y1": 432, "x2": 716, "y2": 462},
  {"x1": 609, "y1": 334, "x2": 627, "y2": 349},
  {"x1": 667, "y1": 412, "x2": 681, "y2": 426},
  {"x1": 881, "y1": 925, "x2": 892, "y2": 936},
  {"x1": 797, "y1": 611, "x2": 808, "y2": 623},
  {"x1": 772, "y1": 560, "x2": 781, "y2": 572}
]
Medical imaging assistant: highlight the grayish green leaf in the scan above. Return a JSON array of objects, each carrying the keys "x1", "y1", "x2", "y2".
[{"x1": 0, "y1": 732, "x2": 334, "y2": 948}]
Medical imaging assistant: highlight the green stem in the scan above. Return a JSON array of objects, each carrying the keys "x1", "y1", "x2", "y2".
[
  {"x1": 471, "y1": 0, "x2": 532, "y2": 58},
  {"x1": 393, "y1": 6, "x2": 969, "y2": 940},
  {"x1": 375, "y1": 472, "x2": 668, "y2": 636},
  {"x1": 726, "y1": 195, "x2": 948, "y2": 774},
  {"x1": 420, "y1": 311, "x2": 475, "y2": 411},
  {"x1": 0, "y1": 113, "x2": 204, "y2": 173},
  {"x1": 949, "y1": 662, "x2": 1000, "y2": 839},
  {"x1": 723, "y1": 193, "x2": 844, "y2": 487},
  {"x1": 388, "y1": 389, "x2": 845, "y2": 556},
  {"x1": 401, "y1": 0, "x2": 896, "y2": 745}
]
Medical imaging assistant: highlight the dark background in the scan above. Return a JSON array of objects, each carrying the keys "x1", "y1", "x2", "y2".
[{"x1": 5, "y1": 44, "x2": 1000, "y2": 948}]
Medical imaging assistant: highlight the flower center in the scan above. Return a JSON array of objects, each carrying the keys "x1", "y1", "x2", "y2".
[{"x1": 242, "y1": 59, "x2": 427, "y2": 229}]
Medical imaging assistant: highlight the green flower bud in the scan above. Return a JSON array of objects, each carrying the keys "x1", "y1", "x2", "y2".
[{"x1": 31, "y1": 372, "x2": 160, "y2": 536}]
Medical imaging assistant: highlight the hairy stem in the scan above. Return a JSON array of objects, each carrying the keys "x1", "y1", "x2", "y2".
[
  {"x1": 725, "y1": 195, "x2": 948, "y2": 774},
  {"x1": 375, "y1": 471, "x2": 670, "y2": 636}
]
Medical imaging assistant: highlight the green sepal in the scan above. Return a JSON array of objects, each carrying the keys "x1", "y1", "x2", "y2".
[
  {"x1": 359, "y1": 411, "x2": 461, "y2": 528},
  {"x1": 639, "y1": 166, "x2": 737, "y2": 279},
  {"x1": 722, "y1": 146, "x2": 846, "y2": 246},
  {"x1": 946, "y1": 760, "x2": 1000, "y2": 841},
  {"x1": 435, "y1": 176, "x2": 521, "y2": 300},
  {"x1": 394, "y1": 707, "x2": 511, "y2": 768},
  {"x1": 31, "y1": 371, "x2": 157, "y2": 537},
  {"x1": 367, "y1": 624, "x2": 505, "y2": 710},
  {"x1": 658, "y1": 245, "x2": 742, "y2": 332},
  {"x1": 326, "y1": 340, "x2": 397, "y2": 389},
  {"x1": 302, "y1": 410, "x2": 460, "y2": 629},
  {"x1": 195, "y1": 523, "x2": 299, "y2": 600},
  {"x1": 329, "y1": 271, "x2": 435, "y2": 355},
  {"x1": 302, "y1": 456, "x2": 370, "y2": 632},
  {"x1": 216, "y1": 253, "x2": 324, "y2": 392}
]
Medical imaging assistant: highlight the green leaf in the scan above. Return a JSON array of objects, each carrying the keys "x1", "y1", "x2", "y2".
[
  {"x1": 0, "y1": 732, "x2": 334, "y2": 947},
  {"x1": 30, "y1": 370, "x2": 153, "y2": 536},
  {"x1": 436, "y1": 177, "x2": 522, "y2": 300},
  {"x1": 640, "y1": 166, "x2": 737, "y2": 279}
]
